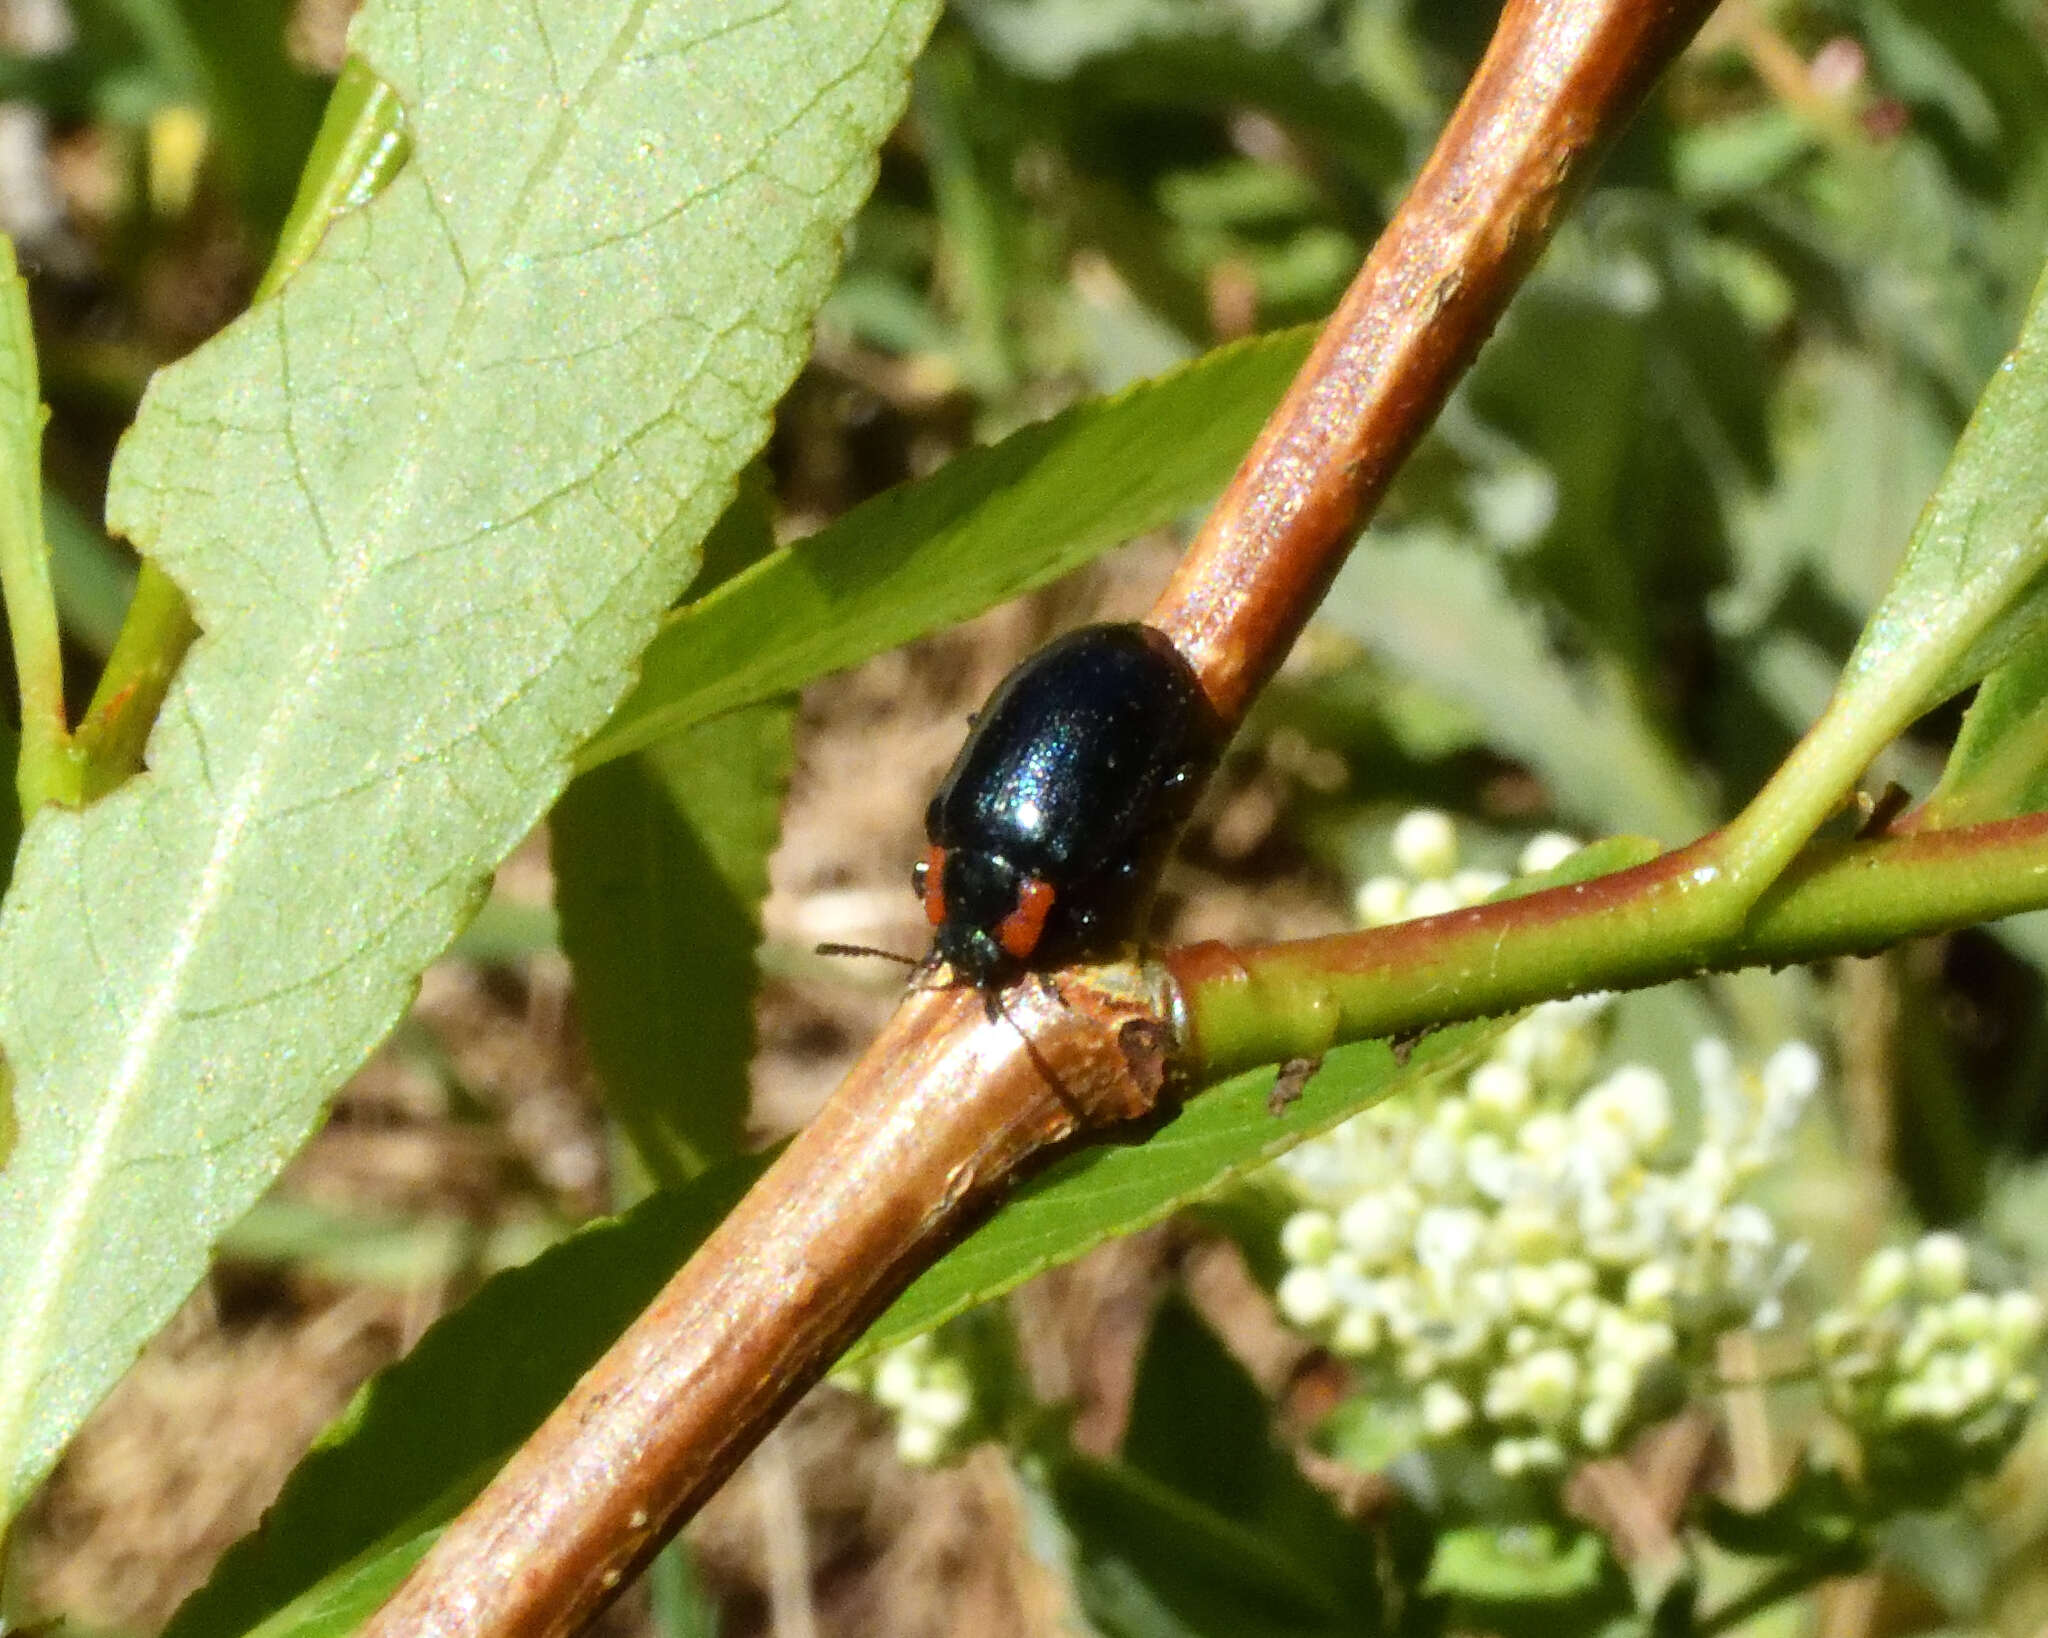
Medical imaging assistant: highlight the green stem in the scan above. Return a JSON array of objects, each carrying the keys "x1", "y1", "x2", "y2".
[
  {"x1": 256, "y1": 57, "x2": 412, "y2": 306},
  {"x1": 1696, "y1": 1549, "x2": 1865, "y2": 1638},
  {"x1": 70, "y1": 562, "x2": 197, "y2": 801},
  {"x1": 0, "y1": 236, "x2": 79, "y2": 816},
  {"x1": 1709, "y1": 667, "x2": 1944, "y2": 903},
  {"x1": 68, "y1": 57, "x2": 411, "y2": 803},
  {"x1": 1177, "y1": 814, "x2": 2048, "y2": 1080}
]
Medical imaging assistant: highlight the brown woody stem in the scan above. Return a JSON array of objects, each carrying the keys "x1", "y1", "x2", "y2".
[{"x1": 1148, "y1": 0, "x2": 1719, "y2": 725}]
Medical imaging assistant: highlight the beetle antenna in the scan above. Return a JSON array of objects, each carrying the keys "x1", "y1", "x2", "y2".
[{"x1": 815, "y1": 941, "x2": 922, "y2": 967}]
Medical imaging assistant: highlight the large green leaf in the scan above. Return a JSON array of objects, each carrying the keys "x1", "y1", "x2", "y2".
[
  {"x1": 577, "y1": 325, "x2": 1314, "y2": 766},
  {"x1": 161, "y1": 1157, "x2": 769, "y2": 1638},
  {"x1": 553, "y1": 700, "x2": 794, "y2": 1185},
  {"x1": 0, "y1": 0, "x2": 939, "y2": 1519}
]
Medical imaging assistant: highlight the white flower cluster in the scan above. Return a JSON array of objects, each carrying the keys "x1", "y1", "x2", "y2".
[
  {"x1": 1814, "y1": 1232, "x2": 2044, "y2": 1473},
  {"x1": 1278, "y1": 810, "x2": 1822, "y2": 1480},
  {"x1": 1276, "y1": 1028, "x2": 1819, "y2": 1478},
  {"x1": 833, "y1": 1332, "x2": 977, "y2": 1466},
  {"x1": 1354, "y1": 809, "x2": 1579, "y2": 928}
]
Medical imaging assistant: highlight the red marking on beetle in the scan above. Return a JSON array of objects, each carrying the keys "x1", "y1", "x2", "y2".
[
  {"x1": 996, "y1": 877, "x2": 1056, "y2": 960},
  {"x1": 921, "y1": 843, "x2": 949, "y2": 927}
]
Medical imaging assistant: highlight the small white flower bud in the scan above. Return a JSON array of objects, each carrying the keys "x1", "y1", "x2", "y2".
[
  {"x1": 1421, "y1": 1381, "x2": 1475, "y2": 1438},
  {"x1": 1452, "y1": 867, "x2": 1509, "y2": 904},
  {"x1": 1430, "y1": 1098, "x2": 1473, "y2": 1140},
  {"x1": 1497, "y1": 1203, "x2": 1569, "y2": 1262},
  {"x1": 1468, "y1": 1059, "x2": 1533, "y2": 1121},
  {"x1": 1596, "y1": 1312, "x2": 1674, "y2": 1370},
  {"x1": 1579, "y1": 1396, "x2": 1625, "y2": 1451},
  {"x1": 1955, "y1": 1346, "x2": 2001, "y2": 1408},
  {"x1": 1519, "y1": 831, "x2": 1581, "y2": 875},
  {"x1": 1550, "y1": 1259, "x2": 1596, "y2": 1298},
  {"x1": 1392, "y1": 809, "x2": 1459, "y2": 878},
  {"x1": 1559, "y1": 1293, "x2": 1604, "y2": 1337},
  {"x1": 1582, "y1": 1065, "x2": 1673, "y2": 1153},
  {"x1": 1463, "y1": 1132, "x2": 1514, "y2": 1199},
  {"x1": 1993, "y1": 1290, "x2": 2045, "y2": 1354},
  {"x1": 1325, "y1": 1249, "x2": 1367, "y2": 1289},
  {"x1": 1520, "y1": 1348, "x2": 1581, "y2": 1425},
  {"x1": 1625, "y1": 1260, "x2": 1679, "y2": 1319},
  {"x1": 1914, "y1": 1232, "x2": 1971, "y2": 1299},
  {"x1": 1279, "y1": 1209, "x2": 1337, "y2": 1266},
  {"x1": 1510, "y1": 1263, "x2": 1559, "y2": 1316},
  {"x1": 1898, "y1": 1310, "x2": 1945, "y2": 1374},
  {"x1": 1468, "y1": 1269, "x2": 1512, "y2": 1317},
  {"x1": 896, "y1": 1418, "x2": 947, "y2": 1466},
  {"x1": 1857, "y1": 1246, "x2": 1913, "y2": 1312},
  {"x1": 1590, "y1": 1356, "x2": 1638, "y2": 1406},
  {"x1": 1406, "y1": 878, "x2": 1464, "y2": 920},
  {"x1": 1411, "y1": 1128, "x2": 1460, "y2": 1190},
  {"x1": 911, "y1": 1378, "x2": 973, "y2": 1432},
  {"x1": 1441, "y1": 1317, "x2": 1490, "y2": 1362},
  {"x1": 1491, "y1": 1437, "x2": 1531, "y2": 1478},
  {"x1": 1506, "y1": 1324, "x2": 1540, "y2": 1359},
  {"x1": 1356, "y1": 874, "x2": 1410, "y2": 927},
  {"x1": 1276, "y1": 1266, "x2": 1337, "y2": 1328},
  {"x1": 1484, "y1": 1369, "x2": 1528, "y2": 1420},
  {"x1": 1415, "y1": 1205, "x2": 1487, "y2": 1272},
  {"x1": 1948, "y1": 1290, "x2": 1996, "y2": 1342},
  {"x1": 1519, "y1": 1113, "x2": 1571, "y2": 1160},
  {"x1": 874, "y1": 1351, "x2": 923, "y2": 1408},
  {"x1": 1759, "y1": 1041, "x2": 1821, "y2": 1142},
  {"x1": 1331, "y1": 1305, "x2": 1382, "y2": 1357},
  {"x1": 1519, "y1": 1435, "x2": 1566, "y2": 1470}
]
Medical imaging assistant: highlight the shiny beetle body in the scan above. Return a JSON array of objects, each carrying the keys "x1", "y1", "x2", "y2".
[{"x1": 915, "y1": 622, "x2": 1221, "y2": 990}]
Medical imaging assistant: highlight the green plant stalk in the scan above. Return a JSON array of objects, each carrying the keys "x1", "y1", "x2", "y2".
[
  {"x1": 69, "y1": 57, "x2": 411, "y2": 801},
  {"x1": 1695, "y1": 1545, "x2": 1868, "y2": 1638},
  {"x1": 1707, "y1": 662, "x2": 1950, "y2": 903},
  {"x1": 1702, "y1": 248, "x2": 2048, "y2": 904},
  {"x1": 0, "y1": 237, "x2": 79, "y2": 816},
  {"x1": 1178, "y1": 815, "x2": 2048, "y2": 1080}
]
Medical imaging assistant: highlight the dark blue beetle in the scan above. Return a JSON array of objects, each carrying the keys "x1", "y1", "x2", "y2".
[{"x1": 915, "y1": 622, "x2": 1221, "y2": 991}]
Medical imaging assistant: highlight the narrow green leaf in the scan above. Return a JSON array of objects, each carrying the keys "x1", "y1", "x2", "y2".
[
  {"x1": 162, "y1": 1156, "x2": 769, "y2": 1638},
  {"x1": 0, "y1": 232, "x2": 75, "y2": 815},
  {"x1": 646, "y1": 1540, "x2": 723, "y2": 1638},
  {"x1": 1321, "y1": 531, "x2": 1712, "y2": 842},
  {"x1": 0, "y1": 0, "x2": 940, "y2": 1521},
  {"x1": 851, "y1": 1021, "x2": 1499, "y2": 1365},
  {"x1": 1426, "y1": 1526, "x2": 1614, "y2": 1603},
  {"x1": 1920, "y1": 626, "x2": 2048, "y2": 826},
  {"x1": 553, "y1": 699, "x2": 794, "y2": 1185},
  {"x1": 1716, "y1": 257, "x2": 2048, "y2": 889},
  {"x1": 577, "y1": 326, "x2": 1315, "y2": 767},
  {"x1": 1122, "y1": 1297, "x2": 1381, "y2": 1630},
  {"x1": 42, "y1": 490, "x2": 137, "y2": 657},
  {"x1": 1854, "y1": 259, "x2": 2048, "y2": 701},
  {"x1": 1051, "y1": 1454, "x2": 1356, "y2": 1637}
]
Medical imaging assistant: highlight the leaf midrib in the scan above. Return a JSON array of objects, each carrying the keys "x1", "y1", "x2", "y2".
[{"x1": 0, "y1": 0, "x2": 668, "y2": 1502}]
